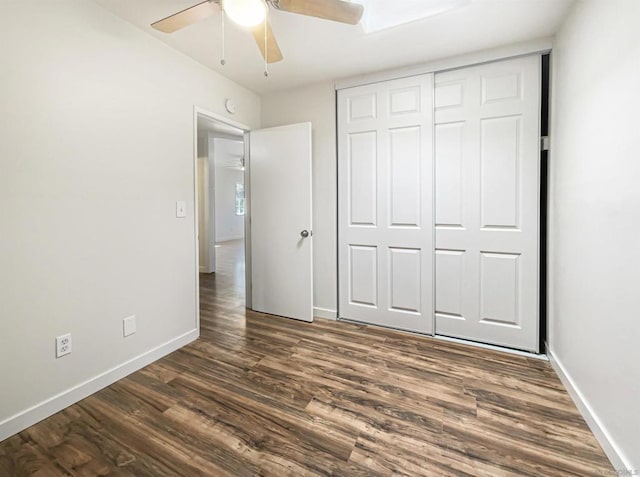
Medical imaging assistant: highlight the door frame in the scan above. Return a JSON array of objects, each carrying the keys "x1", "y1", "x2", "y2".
[{"x1": 192, "y1": 106, "x2": 251, "y2": 331}]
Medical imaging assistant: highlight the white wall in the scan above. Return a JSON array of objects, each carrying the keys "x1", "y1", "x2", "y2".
[
  {"x1": 0, "y1": 0, "x2": 260, "y2": 440},
  {"x1": 261, "y1": 82, "x2": 337, "y2": 318},
  {"x1": 214, "y1": 167, "x2": 244, "y2": 242},
  {"x1": 214, "y1": 139, "x2": 245, "y2": 242},
  {"x1": 549, "y1": 0, "x2": 640, "y2": 469}
]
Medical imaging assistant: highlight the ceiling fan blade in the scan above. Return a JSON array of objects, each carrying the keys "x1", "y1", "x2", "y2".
[
  {"x1": 272, "y1": 0, "x2": 364, "y2": 25},
  {"x1": 151, "y1": 1, "x2": 218, "y2": 33},
  {"x1": 251, "y1": 21, "x2": 284, "y2": 64}
]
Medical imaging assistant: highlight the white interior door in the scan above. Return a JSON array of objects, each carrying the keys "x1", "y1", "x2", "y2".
[
  {"x1": 338, "y1": 74, "x2": 434, "y2": 334},
  {"x1": 434, "y1": 55, "x2": 541, "y2": 352},
  {"x1": 249, "y1": 123, "x2": 313, "y2": 322}
]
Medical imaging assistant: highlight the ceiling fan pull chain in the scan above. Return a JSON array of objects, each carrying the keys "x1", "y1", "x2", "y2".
[
  {"x1": 263, "y1": 10, "x2": 269, "y2": 77},
  {"x1": 220, "y1": 0, "x2": 226, "y2": 66}
]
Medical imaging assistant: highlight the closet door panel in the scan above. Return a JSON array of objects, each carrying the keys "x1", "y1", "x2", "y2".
[
  {"x1": 434, "y1": 55, "x2": 541, "y2": 352},
  {"x1": 338, "y1": 75, "x2": 434, "y2": 334}
]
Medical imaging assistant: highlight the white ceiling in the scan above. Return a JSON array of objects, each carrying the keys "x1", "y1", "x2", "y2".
[{"x1": 94, "y1": 0, "x2": 574, "y2": 94}]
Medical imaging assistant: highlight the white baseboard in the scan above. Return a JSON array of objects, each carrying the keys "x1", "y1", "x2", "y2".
[
  {"x1": 546, "y1": 345, "x2": 632, "y2": 471},
  {"x1": 0, "y1": 328, "x2": 198, "y2": 442},
  {"x1": 313, "y1": 307, "x2": 337, "y2": 320}
]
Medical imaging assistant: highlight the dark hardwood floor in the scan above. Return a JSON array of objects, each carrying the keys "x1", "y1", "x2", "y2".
[{"x1": 0, "y1": 239, "x2": 613, "y2": 476}]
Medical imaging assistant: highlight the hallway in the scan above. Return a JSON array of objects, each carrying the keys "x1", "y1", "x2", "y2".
[{"x1": 200, "y1": 239, "x2": 246, "y2": 327}]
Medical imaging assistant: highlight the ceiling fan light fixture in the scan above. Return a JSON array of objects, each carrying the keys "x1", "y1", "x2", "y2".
[{"x1": 223, "y1": 0, "x2": 267, "y2": 28}]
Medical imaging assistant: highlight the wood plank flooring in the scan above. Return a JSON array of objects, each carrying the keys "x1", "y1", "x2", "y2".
[{"x1": 0, "y1": 240, "x2": 613, "y2": 476}]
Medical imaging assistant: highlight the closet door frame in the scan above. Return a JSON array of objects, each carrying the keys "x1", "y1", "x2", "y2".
[{"x1": 336, "y1": 51, "x2": 546, "y2": 353}]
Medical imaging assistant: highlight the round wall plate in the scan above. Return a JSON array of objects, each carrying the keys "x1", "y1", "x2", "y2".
[{"x1": 225, "y1": 99, "x2": 237, "y2": 114}]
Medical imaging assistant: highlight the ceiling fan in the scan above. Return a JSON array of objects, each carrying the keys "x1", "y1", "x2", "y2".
[{"x1": 151, "y1": 0, "x2": 365, "y2": 66}]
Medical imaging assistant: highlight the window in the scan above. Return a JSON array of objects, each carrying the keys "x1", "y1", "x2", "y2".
[{"x1": 235, "y1": 181, "x2": 245, "y2": 216}]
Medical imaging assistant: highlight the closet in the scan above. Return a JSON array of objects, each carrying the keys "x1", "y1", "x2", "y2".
[{"x1": 337, "y1": 55, "x2": 541, "y2": 352}]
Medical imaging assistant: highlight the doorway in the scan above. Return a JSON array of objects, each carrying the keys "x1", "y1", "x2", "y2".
[
  {"x1": 193, "y1": 110, "x2": 314, "y2": 326},
  {"x1": 195, "y1": 110, "x2": 248, "y2": 313}
]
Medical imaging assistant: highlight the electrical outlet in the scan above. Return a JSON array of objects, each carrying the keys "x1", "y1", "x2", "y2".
[
  {"x1": 56, "y1": 333, "x2": 72, "y2": 358},
  {"x1": 123, "y1": 315, "x2": 136, "y2": 337}
]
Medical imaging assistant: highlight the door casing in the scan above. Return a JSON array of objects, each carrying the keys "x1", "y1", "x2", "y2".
[{"x1": 193, "y1": 106, "x2": 250, "y2": 330}]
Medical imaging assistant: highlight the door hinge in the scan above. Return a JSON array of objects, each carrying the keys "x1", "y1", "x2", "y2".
[{"x1": 541, "y1": 136, "x2": 550, "y2": 151}]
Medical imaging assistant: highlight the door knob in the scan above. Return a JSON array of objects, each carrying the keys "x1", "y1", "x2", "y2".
[{"x1": 300, "y1": 230, "x2": 310, "y2": 238}]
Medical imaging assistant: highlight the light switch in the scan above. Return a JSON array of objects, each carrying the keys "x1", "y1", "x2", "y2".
[
  {"x1": 123, "y1": 315, "x2": 136, "y2": 337},
  {"x1": 176, "y1": 200, "x2": 187, "y2": 218}
]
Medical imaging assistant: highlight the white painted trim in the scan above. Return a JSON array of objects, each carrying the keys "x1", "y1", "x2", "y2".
[
  {"x1": 334, "y1": 37, "x2": 553, "y2": 90},
  {"x1": 546, "y1": 346, "x2": 632, "y2": 472},
  {"x1": 0, "y1": 329, "x2": 198, "y2": 442},
  {"x1": 313, "y1": 307, "x2": 337, "y2": 320},
  {"x1": 194, "y1": 106, "x2": 251, "y2": 306},
  {"x1": 430, "y1": 72, "x2": 436, "y2": 337},
  {"x1": 193, "y1": 106, "x2": 251, "y2": 133},
  {"x1": 193, "y1": 107, "x2": 201, "y2": 331}
]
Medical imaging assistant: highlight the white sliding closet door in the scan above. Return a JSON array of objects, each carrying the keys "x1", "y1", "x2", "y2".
[
  {"x1": 434, "y1": 55, "x2": 541, "y2": 352},
  {"x1": 338, "y1": 75, "x2": 434, "y2": 334}
]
